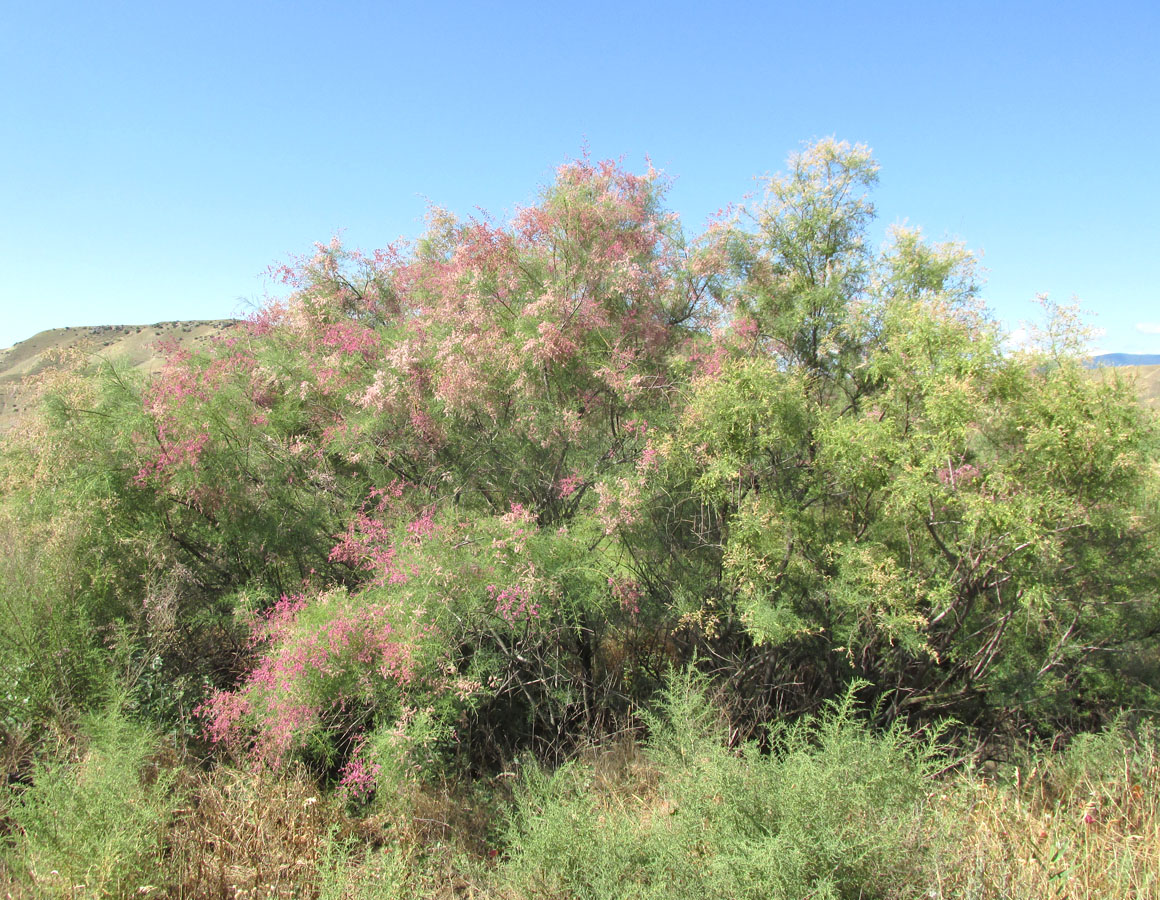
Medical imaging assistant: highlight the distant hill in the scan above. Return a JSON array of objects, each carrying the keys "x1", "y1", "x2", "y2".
[
  {"x1": 1091, "y1": 353, "x2": 1160, "y2": 367},
  {"x1": 0, "y1": 320, "x2": 238, "y2": 431}
]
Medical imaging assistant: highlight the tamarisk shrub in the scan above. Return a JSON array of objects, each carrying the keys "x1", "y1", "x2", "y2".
[
  {"x1": 654, "y1": 140, "x2": 1160, "y2": 732},
  {"x1": 0, "y1": 354, "x2": 174, "y2": 730},
  {"x1": 154, "y1": 156, "x2": 713, "y2": 772},
  {"x1": 9, "y1": 139, "x2": 1155, "y2": 781}
]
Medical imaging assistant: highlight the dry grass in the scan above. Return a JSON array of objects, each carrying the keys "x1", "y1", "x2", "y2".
[
  {"x1": 930, "y1": 732, "x2": 1160, "y2": 899},
  {"x1": 161, "y1": 762, "x2": 502, "y2": 900},
  {"x1": 166, "y1": 764, "x2": 338, "y2": 899}
]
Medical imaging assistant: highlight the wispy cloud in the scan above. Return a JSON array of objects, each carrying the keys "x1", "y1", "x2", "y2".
[
  {"x1": 1136, "y1": 322, "x2": 1160, "y2": 335},
  {"x1": 1006, "y1": 326, "x2": 1029, "y2": 347}
]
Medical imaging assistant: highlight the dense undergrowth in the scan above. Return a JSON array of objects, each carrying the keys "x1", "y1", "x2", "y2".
[
  {"x1": 1, "y1": 140, "x2": 1158, "y2": 897},
  {"x1": 2, "y1": 682, "x2": 1158, "y2": 898}
]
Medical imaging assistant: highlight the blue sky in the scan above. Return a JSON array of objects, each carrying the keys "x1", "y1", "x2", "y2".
[{"x1": 2, "y1": 0, "x2": 1156, "y2": 353}]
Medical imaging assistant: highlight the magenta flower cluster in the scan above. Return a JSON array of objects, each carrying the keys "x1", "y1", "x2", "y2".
[
  {"x1": 487, "y1": 583, "x2": 540, "y2": 623},
  {"x1": 196, "y1": 592, "x2": 422, "y2": 768}
]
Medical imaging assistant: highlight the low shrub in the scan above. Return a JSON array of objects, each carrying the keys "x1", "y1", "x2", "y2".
[
  {"x1": 499, "y1": 672, "x2": 947, "y2": 900},
  {"x1": 2, "y1": 707, "x2": 178, "y2": 898}
]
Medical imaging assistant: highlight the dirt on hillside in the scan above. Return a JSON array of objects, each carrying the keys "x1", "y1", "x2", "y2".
[{"x1": 0, "y1": 320, "x2": 239, "y2": 432}]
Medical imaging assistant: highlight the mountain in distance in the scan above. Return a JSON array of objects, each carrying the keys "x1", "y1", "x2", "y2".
[{"x1": 1090, "y1": 353, "x2": 1160, "y2": 367}]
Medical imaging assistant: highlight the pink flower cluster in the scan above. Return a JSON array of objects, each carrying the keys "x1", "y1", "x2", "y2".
[
  {"x1": 340, "y1": 737, "x2": 383, "y2": 799},
  {"x1": 687, "y1": 341, "x2": 728, "y2": 379},
  {"x1": 134, "y1": 428, "x2": 210, "y2": 486},
  {"x1": 330, "y1": 486, "x2": 440, "y2": 586},
  {"x1": 196, "y1": 591, "x2": 421, "y2": 768},
  {"x1": 321, "y1": 322, "x2": 381, "y2": 362},
  {"x1": 937, "y1": 460, "x2": 981, "y2": 488},
  {"x1": 249, "y1": 593, "x2": 309, "y2": 647},
  {"x1": 330, "y1": 514, "x2": 407, "y2": 586},
  {"x1": 555, "y1": 473, "x2": 583, "y2": 499},
  {"x1": 608, "y1": 576, "x2": 642, "y2": 615},
  {"x1": 488, "y1": 583, "x2": 540, "y2": 623}
]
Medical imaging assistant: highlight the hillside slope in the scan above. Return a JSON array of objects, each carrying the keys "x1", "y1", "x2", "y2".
[
  {"x1": 0, "y1": 320, "x2": 238, "y2": 431},
  {"x1": 1131, "y1": 364, "x2": 1160, "y2": 407}
]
